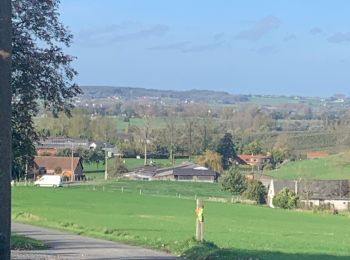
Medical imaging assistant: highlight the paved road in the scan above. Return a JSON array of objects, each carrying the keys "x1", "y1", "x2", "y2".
[{"x1": 11, "y1": 223, "x2": 183, "y2": 260}]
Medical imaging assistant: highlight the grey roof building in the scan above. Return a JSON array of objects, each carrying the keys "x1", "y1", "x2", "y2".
[
  {"x1": 268, "y1": 179, "x2": 350, "y2": 210},
  {"x1": 124, "y1": 162, "x2": 220, "y2": 182}
]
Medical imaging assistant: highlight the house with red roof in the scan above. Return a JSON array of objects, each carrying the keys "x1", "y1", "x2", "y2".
[
  {"x1": 29, "y1": 156, "x2": 84, "y2": 181},
  {"x1": 237, "y1": 154, "x2": 272, "y2": 166}
]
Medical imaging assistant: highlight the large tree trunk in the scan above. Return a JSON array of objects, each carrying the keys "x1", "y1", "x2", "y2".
[{"x1": 0, "y1": 0, "x2": 12, "y2": 259}]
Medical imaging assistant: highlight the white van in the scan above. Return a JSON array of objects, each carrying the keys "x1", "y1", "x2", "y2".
[{"x1": 34, "y1": 175, "x2": 63, "y2": 187}]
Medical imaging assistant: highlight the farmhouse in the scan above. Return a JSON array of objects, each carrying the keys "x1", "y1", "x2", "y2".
[
  {"x1": 35, "y1": 137, "x2": 90, "y2": 156},
  {"x1": 268, "y1": 179, "x2": 350, "y2": 210},
  {"x1": 89, "y1": 141, "x2": 122, "y2": 157},
  {"x1": 153, "y1": 163, "x2": 220, "y2": 182},
  {"x1": 29, "y1": 156, "x2": 84, "y2": 180},
  {"x1": 36, "y1": 137, "x2": 90, "y2": 150},
  {"x1": 237, "y1": 154, "x2": 271, "y2": 166},
  {"x1": 124, "y1": 163, "x2": 220, "y2": 182},
  {"x1": 123, "y1": 165, "x2": 160, "y2": 181}
]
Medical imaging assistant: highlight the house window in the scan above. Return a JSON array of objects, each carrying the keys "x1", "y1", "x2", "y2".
[
  {"x1": 197, "y1": 176, "x2": 212, "y2": 180},
  {"x1": 177, "y1": 176, "x2": 193, "y2": 181}
]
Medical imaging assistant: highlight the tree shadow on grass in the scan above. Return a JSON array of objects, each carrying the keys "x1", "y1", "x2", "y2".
[{"x1": 182, "y1": 240, "x2": 350, "y2": 260}]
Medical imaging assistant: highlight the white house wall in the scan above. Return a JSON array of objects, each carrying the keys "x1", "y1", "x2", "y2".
[{"x1": 303, "y1": 199, "x2": 349, "y2": 211}]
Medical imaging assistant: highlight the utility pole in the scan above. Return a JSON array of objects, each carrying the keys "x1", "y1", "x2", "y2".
[
  {"x1": 71, "y1": 142, "x2": 74, "y2": 181},
  {"x1": 0, "y1": 0, "x2": 12, "y2": 258},
  {"x1": 104, "y1": 142, "x2": 108, "y2": 181},
  {"x1": 25, "y1": 157, "x2": 28, "y2": 186}
]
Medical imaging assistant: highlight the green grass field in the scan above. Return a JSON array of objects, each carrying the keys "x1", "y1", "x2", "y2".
[
  {"x1": 11, "y1": 181, "x2": 350, "y2": 259},
  {"x1": 114, "y1": 116, "x2": 185, "y2": 132},
  {"x1": 267, "y1": 152, "x2": 350, "y2": 180}
]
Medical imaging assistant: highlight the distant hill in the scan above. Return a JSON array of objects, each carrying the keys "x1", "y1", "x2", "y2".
[
  {"x1": 80, "y1": 85, "x2": 249, "y2": 104},
  {"x1": 267, "y1": 152, "x2": 350, "y2": 180}
]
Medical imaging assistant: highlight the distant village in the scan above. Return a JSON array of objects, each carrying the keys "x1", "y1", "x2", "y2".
[{"x1": 27, "y1": 135, "x2": 350, "y2": 212}]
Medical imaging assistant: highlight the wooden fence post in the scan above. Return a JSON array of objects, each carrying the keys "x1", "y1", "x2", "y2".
[{"x1": 195, "y1": 199, "x2": 204, "y2": 241}]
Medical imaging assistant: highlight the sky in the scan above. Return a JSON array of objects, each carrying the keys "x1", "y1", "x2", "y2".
[{"x1": 60, "y1": 0, "x2": 350, "y2": 96}]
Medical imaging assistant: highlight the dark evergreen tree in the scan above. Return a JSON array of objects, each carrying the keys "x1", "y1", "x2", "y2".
[{"x1": 217, "y1": 133, "x2": 236, "y2": 170}]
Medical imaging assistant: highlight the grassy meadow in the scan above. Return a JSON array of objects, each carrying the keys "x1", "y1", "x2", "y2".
[
  {"x1": 267, "y1": 152, "x2": 350, "y2": 180},
  {"x1": 12, "y1": 181, "x2": 350, "y2": 259}
]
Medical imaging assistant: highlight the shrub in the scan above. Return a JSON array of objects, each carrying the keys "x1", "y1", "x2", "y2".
[
  {"x1": 220, "y1": 167, "x2": 246, "y2": 195},
  {"x1": 263, "y1": 162, "x2": 274, "y2": 171},
  {"x1": 243, "y1": 180, "x2": 267, "y2": 204},
  {"x1": 108, "y1": 157, "x2": 129, "y2": 178},
  {"x1": 273, "y1": 188, "x2": 299, "y2": 209}
]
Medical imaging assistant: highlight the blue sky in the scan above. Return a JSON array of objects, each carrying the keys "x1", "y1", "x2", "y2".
[{"x1": 60, "y1": 0, "x2": 350, "y2": 96}]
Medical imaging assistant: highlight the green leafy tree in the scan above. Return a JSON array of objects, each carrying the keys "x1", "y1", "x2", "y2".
[
  {"x1": 196, "y1": 150, "x2": 223, "y2": 173},
  {"x1": 273, "y1": 188, "x2": 299, "y2": 209},
  {"x1": 221, "y1": 167, "x2": 246, "y2": 195},
  {"x1": 217, "y1": 133, "x2": 236, "y2": 170},
  {"x1": 90, "y1": 116, "x2": 118, "y2": 142},
  {"x1": 89, "y1": 149, "x2": 105, "y2": 168},
  {"x1": 271, "y1": 148, "x2": 285, "y2": 165},
  {"x1": 243, "y1": 180, "x2": 267, "y2": 204},
  {"x1": 12, "y1": 0, "x2": 81, "y2": 177},
  {"x1": 242, "y1": 141, "x2": 263, "y2": 155}
]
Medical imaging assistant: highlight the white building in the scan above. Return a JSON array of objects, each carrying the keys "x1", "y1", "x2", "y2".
[{"x1": 268, "y1": 179, "x2": 350, "y2": 211}]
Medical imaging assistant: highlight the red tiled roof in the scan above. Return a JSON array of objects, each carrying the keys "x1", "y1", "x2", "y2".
[
  {"x1": 306, "y1": 151, "x2": 329, "y2": 158},
  {"x1": 34, "y1": 156, "x2": 81, "y2": 171},
  {"x1": 238, "y1": 154, "x2": 271, "y2": 161}
]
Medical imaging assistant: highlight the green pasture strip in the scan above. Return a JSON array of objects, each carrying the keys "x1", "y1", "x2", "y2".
[
  {"x1": 83, "y1": 162, "x2": 105, "y2": 173},
  {"x1": 79, "y1": 180, "x2": 232, "y2": 200},
  {"x1": 11, "y1": 234, "x2": 48, "y2": 250},
  {"x1": 267, "y1": 152, "x2": 350, "y2": 180},
  {"x1": 12, "y1": 185, "x2": 350, "y2": 259},
  {"x1": 114, "y1": 116, "x2": 184, "y2": 132}
]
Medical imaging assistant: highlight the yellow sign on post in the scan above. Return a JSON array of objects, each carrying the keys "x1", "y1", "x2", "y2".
[
  {"x1": 195, "y1": 199, "x2": 204, "y2": 241},
  {"x1": 195, "y1": 207, "x2": 204, "y2": 222}
]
